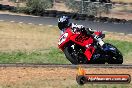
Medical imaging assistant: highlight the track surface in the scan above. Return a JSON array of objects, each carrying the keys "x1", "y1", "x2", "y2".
[
  {"x1": 0, "y1": 14, "x2": 132, "y2": 34},
  {"x1": 0, "y1": 63, "x2": 132, "y2": 69}
]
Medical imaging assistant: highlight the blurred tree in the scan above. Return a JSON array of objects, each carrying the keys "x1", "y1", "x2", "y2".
[
  {"x1": 26, "y1": 0, "x2": 53, "y2": 15},
  {"x1": 65, "y1": 0, "x2": 112, "y2": 16}
]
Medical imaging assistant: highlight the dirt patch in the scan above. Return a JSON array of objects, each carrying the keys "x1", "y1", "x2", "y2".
[
  {"x1": 0, "y1": 67, "x2": 77, "y2": 88},
  {"x1": 112, "y1": 0, "x2": 132, "y2": 3},
  {"x1": 0, "y1": 0, "x2": 16, "y2": 6},
  {"x1": 0, "y1": 67, "x2": 75, "y2": 83},
  {"x1": 0, "y1": 67, "x2": 131, "y2": 88},
  {"x1": 0, "y1": 22, "x2": 59, "y2": 52},
  {"x1": 101, "y1": 12, "x2": 132, "y2": 20}
]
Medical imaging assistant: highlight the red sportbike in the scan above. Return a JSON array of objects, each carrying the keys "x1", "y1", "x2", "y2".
[{"x1": 58, "y1": 27, "x2": 123, "y2": 64}]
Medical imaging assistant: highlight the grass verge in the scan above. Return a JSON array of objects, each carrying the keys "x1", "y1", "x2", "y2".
[
  {"x1": 0, "y1": 22, "x2": 59, "y2": 51},
  {"x1": 0, "y1": 39, "x2": 131, "y2": 64},
  {"x1": 0, "y1": 48, "x2": 69, "y2": 64}
]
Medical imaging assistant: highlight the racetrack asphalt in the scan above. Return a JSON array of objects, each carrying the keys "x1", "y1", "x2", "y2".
[{"x1": 0, "y1": 14, "x2": 131, "y2": 34}]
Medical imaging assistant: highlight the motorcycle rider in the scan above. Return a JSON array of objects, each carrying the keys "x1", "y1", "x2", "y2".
[
  {"x1": 58, "y1": 16, "x2": 95, "y2": 35},
  {"x1": 58, "y1": 16, "x2": 105, "y2": 47},
  {"x1": 58, "y1": 16, "x2": 99, "y2": 39}
]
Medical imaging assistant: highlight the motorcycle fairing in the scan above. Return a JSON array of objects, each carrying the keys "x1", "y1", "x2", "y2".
[
  {"x1": 70, "y1": 33, "x2": 94, "y2": 47},
  {"x1": 58, "y1": 27, "x2": 96, "y2": 61},
  {"x1": 69, "y1": 32, "x2": 95, "y2": 61},
  {"x1": 58, "y1": 28, "x2": 74, "y2": 50},
  {"x1": 84, "y1": 46, "x2": 95, "y2": 61}
]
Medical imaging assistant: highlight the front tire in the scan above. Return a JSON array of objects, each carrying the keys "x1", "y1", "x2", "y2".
[
  {"x1": 103, "y1": 43, "x2": 123, "y2": 64},
  {"x1": 64, "y1": 44, "x2": 88, "y2": 64},
  {"x1": 64, "y1": 46, "x2": 78, "y2": 64}
]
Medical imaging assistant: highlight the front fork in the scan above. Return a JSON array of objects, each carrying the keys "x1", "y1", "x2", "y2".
[
  {"x1": 84, "y1": 37, "x2": 105, "y2": 61},
  {"x1": 84, "y1": 46, "x2": 95, "y2": 61}
]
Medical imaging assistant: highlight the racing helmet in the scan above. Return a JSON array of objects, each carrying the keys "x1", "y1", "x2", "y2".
[{"x1": 58, "y1": 16, "x2": 70, "y2": 30}]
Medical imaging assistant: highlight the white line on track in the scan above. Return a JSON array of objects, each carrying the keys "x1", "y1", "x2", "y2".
[
  {"x1": 127, "y1": 34, "x2": 132, "y2": 36},
  {"x1": 19, "y1": 22, "x2": 23, "y2": 24},
  {"x1": 28, "y1": 23, "x2": 33, "y2": 25},
  {"x1": 0, "y1": 20, "x2": 4, "y2": 21},
  {"x1": 10, "y1": 21, "x2": 15, "y2": 23},
  {"x1": 119, "y1": 33, "x2": 125, "y2": 35},
  {"x1": 48, "y1": 25, "x2": 53, "y2": 27},
  {"x1": 39, "y1": 24, "x2": 43, "y2": 26},
  {"x1": 113, "y1": 23, "x2": 119, "y2": 24},
  {"x1": 104, "y1": 22, "x2": 108, "y2": 23},
  {"x1": 102, "y1": 31, "x2": 108, "y2": 33}
]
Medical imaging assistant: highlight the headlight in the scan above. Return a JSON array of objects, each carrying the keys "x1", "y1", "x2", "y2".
[{"x1": 58, "y1": 33, "x2": 68, "y2": 45}]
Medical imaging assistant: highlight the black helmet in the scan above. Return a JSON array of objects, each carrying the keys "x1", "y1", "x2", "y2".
[{"x1": 58, "y1": 16, "x2": 70, "y2": 30}]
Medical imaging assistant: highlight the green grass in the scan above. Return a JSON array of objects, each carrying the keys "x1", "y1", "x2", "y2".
[
  {"x1": 0, "y1": 48, "x2": 69, "y2": 64},
  {"x1": 0, "y1": 39, "x2": 131, "y2": 64}
]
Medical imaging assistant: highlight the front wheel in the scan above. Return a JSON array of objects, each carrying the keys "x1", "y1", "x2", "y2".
[
  {"x1": 103, "y1": 43, "x2": 123, "y2": 64},
  {"x1": 64, "y1": 44, "x2": 88, "y2": 64},
  {"x1": 64, "y1": 46, "x2": 78, "y2": 64}
]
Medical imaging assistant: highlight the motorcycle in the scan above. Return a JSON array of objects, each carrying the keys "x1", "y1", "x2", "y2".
[{"x1": 58, "y1": 27, "x2": 123, "y2": 64}]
